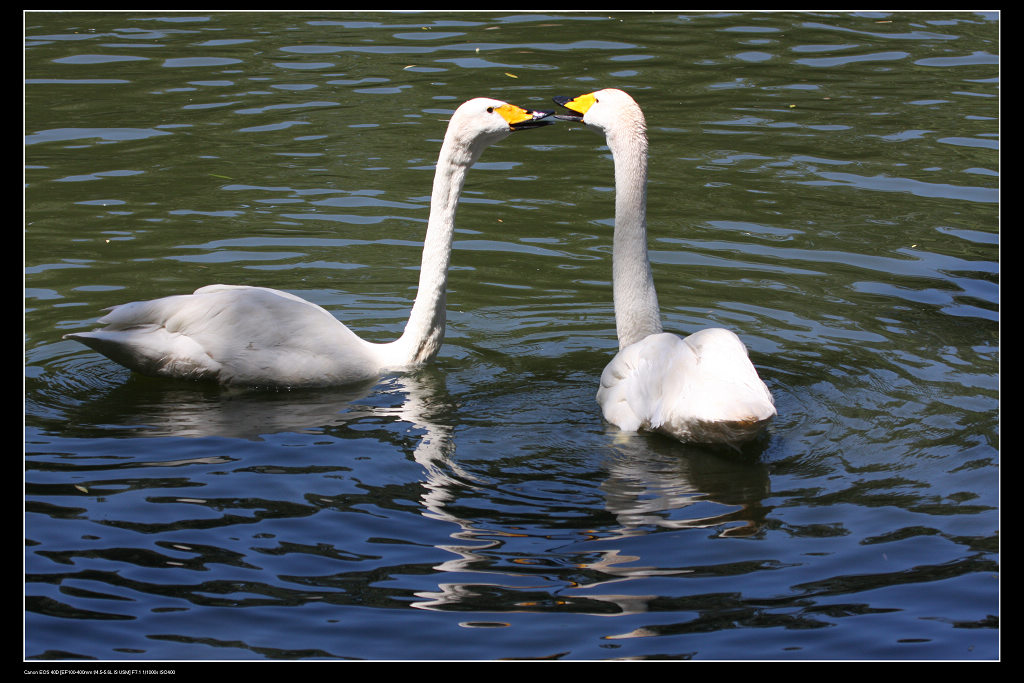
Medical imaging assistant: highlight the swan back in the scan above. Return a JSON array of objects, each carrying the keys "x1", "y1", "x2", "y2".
[
  {"x1": 67, "y1": 285, "x2": 380, "y2": 387},
  {"x1": 598, "y1": 330, "x2": 775, "y2": 449}
]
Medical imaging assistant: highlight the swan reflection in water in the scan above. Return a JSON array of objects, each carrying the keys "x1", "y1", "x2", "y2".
[
  {"x1": 52, "y1": 366, "x2": 770, "y2": 617},
  {"x1": 412, "y1": 428, "x2": 771, "y2": 615}
]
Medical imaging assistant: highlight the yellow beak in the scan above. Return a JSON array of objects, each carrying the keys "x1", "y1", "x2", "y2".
[
  {"x1": 495, "y1": 103, "x2": 553, "y2": 129},
  {"x1": 558, "y1": 92, "x2": 597, "y2": 116}
]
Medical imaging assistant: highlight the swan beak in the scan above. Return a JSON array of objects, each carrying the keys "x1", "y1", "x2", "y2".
[
  {"x1": 552, "y1": 93, "x2": 596, "y2": 121},
  {"x1": 499, "y1": 104, "x2": 555, "y2": 130}
]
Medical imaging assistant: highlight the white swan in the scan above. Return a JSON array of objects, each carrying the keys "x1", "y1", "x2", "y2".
[
  {"x1": 65, "y1": 98, "x2": 552, "y2": 388},
  {"x1": 554, "y1": 89, "x2": 775, "y2": 448}
]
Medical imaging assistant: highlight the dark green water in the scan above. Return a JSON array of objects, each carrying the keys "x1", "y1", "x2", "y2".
[{"x1": 25, "y1": 11, "x2": 998, "y2": 662}]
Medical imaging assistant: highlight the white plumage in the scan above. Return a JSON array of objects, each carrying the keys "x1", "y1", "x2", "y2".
[
  {"x1": 65, "y1": 99, "x2": 552, "y2": 388},
  {"x1": 555, "y1": 89, "x2": 775, "y2": 448}
]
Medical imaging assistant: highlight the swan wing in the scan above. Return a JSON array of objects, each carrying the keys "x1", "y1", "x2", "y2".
[
  {"x1": 598, "y1": 332, "x2": 684, "y2": 433},
  {"x1": 66, "y1": 285, "x2": 379, "y2": 387},
  {"x1": 597, "y1": 329, "x2": 775, "y2": 447}
]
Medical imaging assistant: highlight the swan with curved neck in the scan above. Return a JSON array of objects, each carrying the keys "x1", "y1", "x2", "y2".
[
  {"x1": 554, "y1": 88, "x2": 775, "y2": 448},
  {"x1": 65, "y1": 98, "x2": 552, "y2": 388}
]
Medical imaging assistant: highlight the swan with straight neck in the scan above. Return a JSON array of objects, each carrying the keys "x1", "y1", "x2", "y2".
[{"x1": 554, "y1": 88, "x2": 775, "y2": 449}]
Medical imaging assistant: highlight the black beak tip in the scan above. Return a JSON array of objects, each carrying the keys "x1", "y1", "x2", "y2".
[{"x1": 552, "y1": 96, "x2": 584, "y2": 121}]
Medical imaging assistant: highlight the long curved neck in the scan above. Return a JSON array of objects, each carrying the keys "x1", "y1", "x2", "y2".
[
  {"x1": 391, "y1": 130, "x2": 481, "y2": 366},
  {"x1": 607, "y1": 116, "x2": 663, "y2": 349}
]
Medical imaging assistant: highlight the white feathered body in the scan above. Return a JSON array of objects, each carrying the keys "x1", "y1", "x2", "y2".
[
  {"x1": 597, "y1": 328, "x2": 775, "y2": 448},
  {"x1": 67, "y1": 285, "x2": 382, "y2": 387}
]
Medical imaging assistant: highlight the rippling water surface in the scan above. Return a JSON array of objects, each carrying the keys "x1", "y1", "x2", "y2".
[{"x1": 25, "y1": 11, "x2": 998, "y2": 661}]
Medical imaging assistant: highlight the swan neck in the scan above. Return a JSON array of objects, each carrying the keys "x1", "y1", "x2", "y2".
[
  {"x1": 608, "y1": 118, "x2": 663, "y2": 349},
  {"x1": 392, "y1": 132, "x2": 479, "y2": 366}
]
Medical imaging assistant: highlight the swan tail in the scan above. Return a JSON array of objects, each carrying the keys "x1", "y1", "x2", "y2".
[
  {"x1": 597, "y1": 331, "x2": 775, "y2": 448},
  {"x1": 63, "y1": 294, "x2": 220, "y2": 379},
  {"x1": 65, "y1": 326, "x2": 221, "y2": 381}
]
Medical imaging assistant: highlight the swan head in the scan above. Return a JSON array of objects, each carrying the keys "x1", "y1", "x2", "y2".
[
  {"x1": 552, "y1": 88, "x2": 644, "y2": 136},
  {"x1": 446, "y1": 97, "x2": 554, "y2": 152}
]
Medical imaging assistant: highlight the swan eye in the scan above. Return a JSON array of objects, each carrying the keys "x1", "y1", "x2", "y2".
[{"x1": 486, "y1": 106, "x2": 494, "y2": 113}]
